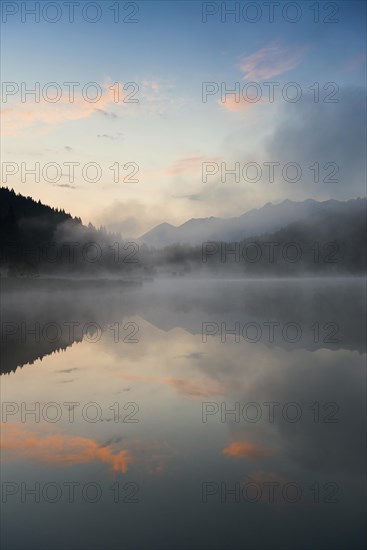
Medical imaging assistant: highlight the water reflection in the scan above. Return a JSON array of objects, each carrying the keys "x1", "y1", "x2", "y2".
[{"x1": 1, "y1": 278, "x2": 365, "y2": 549}]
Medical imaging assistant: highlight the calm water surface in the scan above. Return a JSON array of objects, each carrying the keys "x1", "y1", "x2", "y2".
[{"x1": 1, "y1": 278, "x2": 366, "y2": 549}]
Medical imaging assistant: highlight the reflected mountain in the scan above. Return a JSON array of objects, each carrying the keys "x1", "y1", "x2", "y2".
[
  {"x1": 0, "y1": 278, "x2": 141, "y2": 374},
  {"x1": 1, "y1": 278, "x2": 365, "y2": 374}
]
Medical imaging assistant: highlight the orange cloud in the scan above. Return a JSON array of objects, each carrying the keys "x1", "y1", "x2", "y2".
[
  {"x1": 1, "y1": 79, "x2": 178, "y2": 136},
  {"x1": 218, "y1": 96, "x2": 261, "y2": 113},
  {"x1": 223, "y1": 440, "x2": 271, "y2": 460},
  {"x1": 1, "y1": 423, "x2": 133, "y2": 473},
  {"x1": 164, "y1": 156, "x2": 222, "y2": 176},
  {"x1": 0, "y1": 79, "x2": 133, "y2": 136},
  {"x1": 115, "y1": 373, "x2": 225, "y2": 400},
  {"x1": 238, "y1": 42, "x2": 304, "y2": 81},
  {"x1": 1, "y1": 92, "x2": 115, "y2": 137}
]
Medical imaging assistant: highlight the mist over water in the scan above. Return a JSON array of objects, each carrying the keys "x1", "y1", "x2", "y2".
[
  {"x1": 1, "y1": 278, "x2": 365, "y2": 549},
  {"x1": 1, "y1": 0, "x2": 366, "y2": 548}
]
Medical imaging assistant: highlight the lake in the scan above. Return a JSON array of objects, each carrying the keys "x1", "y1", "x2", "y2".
[{"x1": 1, "y1": 277, "x2": 366, "y2": 549}]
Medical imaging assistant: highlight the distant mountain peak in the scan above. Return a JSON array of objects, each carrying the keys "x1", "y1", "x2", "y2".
[
  {"x1": 138, "y1": 198, "x2": 365, "y2": 248},
  {"x1": 157, "y1": 222, "x2": 175, "y2": 228}
]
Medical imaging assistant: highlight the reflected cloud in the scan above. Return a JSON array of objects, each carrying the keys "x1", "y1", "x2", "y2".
[
  {"x1": 115, "y1": 372, "x2": 225, "y2": 400},
  {"x1": 223, "y1": 440, "x2": 271, "y2": 460},
  {"x1": 163, "y1": 377, "x2": 224, "y2": 399},
  {"x1": 1, "y1": 423, "x2": 134, "y2": 474}
]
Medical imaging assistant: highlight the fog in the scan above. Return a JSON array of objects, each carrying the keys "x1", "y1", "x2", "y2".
[
  {"x1": 1, "y1": 278, "x2": 365, "y2": 549},
  {"x1": 1, "y1": 278, "x2": 365, "y2": 375}
]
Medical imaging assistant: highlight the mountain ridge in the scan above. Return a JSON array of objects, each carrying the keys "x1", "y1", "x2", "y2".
[{"x1": 139, "y1": 197, "x2": 364, "y2": 247}]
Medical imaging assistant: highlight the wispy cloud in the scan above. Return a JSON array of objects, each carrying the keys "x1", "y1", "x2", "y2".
[
  {"x1": 53, "y1": 183, "x2": 76, "y2": 189},
  {"x1": 115, "y1": 372, "x2": 225, "y2": 400},
  {"x1": 171, "y1": 193, "x2": 203, "y2": 201},
  {"x1": 97, "y1": 132, "x2": 123, "y2": 140},
  {"x1": 164, "y1": 156, "x2": 222, "y2": 176},
  {"x1": 238, "y1": 42, "x2": 305, "y2": 81},
  {"x1": 163, "y1": 377, "x2": 224, "y2": 399},
  {"x1": 58, "y1": 367, "x2": 79, "y2": 373},
  {"x1": 1, "y1": 77, "x2": 181, "y2": 136},
  {"x1": 219, "y1": 43, "x2": 305, "y2": 113},
  {"x1": 95, "y1": 108, "x2": 118, "y2": 119},
  {"x1": 1, "y1": 85, "x2": 118, "y2": 136}
]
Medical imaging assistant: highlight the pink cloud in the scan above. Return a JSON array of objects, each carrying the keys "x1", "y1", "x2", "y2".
[
  {"x1": 238, "y1": 43, "x2": 305, "y2": 81},
  {"x1": 218, "y1": 96, "x2": 262, "y2": 113},
  {"x1": 164, "y1": 156, "x2": 222, "y2": 176},
  {"x1": 1, "y1": 85, "x2": 120, "y2": 136},
  {"x1": 1, "y1": 78, "x2": 179, "y2": 136}
]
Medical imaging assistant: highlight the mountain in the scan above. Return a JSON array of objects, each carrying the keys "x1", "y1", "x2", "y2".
[
  {"x1": 1, "y1": 188, "x2": 365, "y2": 276},
  {"x1": 0, "y1": 186, "x2": 80, "y2": 240},
  {"x1": 139, "y1": 198, "x2": 357, "y2": 247},
  {"x1": 0, "y1": 187, "x2": 132, "y2": 276},
  {"x1": 138, "y1": 196, "x2": 366, "y2": 275}
]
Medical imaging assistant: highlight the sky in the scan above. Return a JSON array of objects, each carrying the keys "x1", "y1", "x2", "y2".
[{"x1": 1, "y1": 0, "x2": 366, "y2": 237}]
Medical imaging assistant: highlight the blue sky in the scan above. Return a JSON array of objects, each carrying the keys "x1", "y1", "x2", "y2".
[{"x1": 1, "y1": 0, "x2": 366, "y2": 236}]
